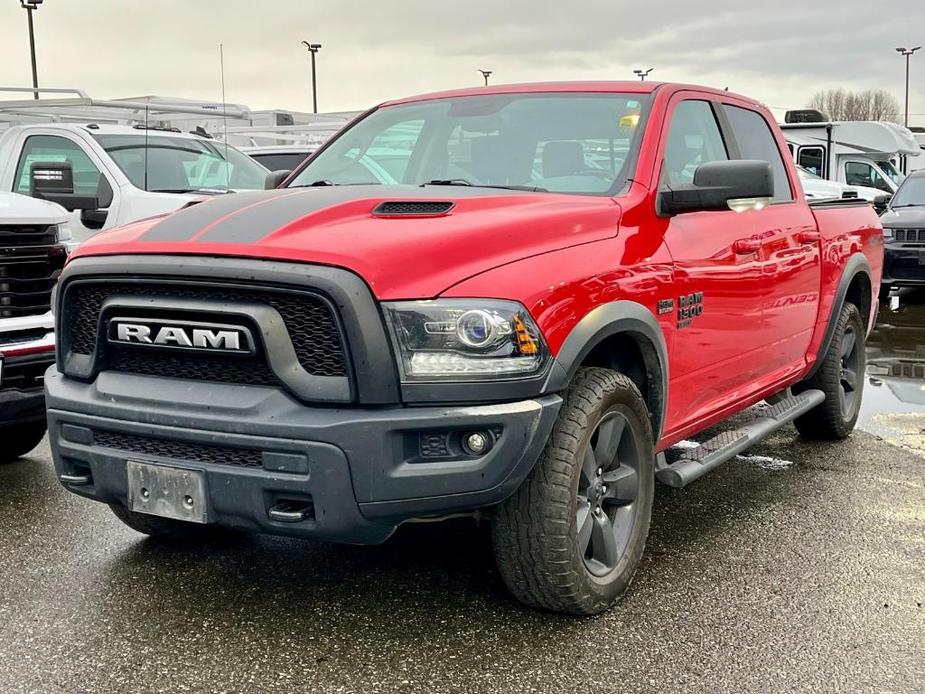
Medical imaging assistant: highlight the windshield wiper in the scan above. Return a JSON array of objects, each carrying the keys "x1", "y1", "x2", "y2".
[
  {"x1": 423, "y1": 179, "x2": 548, "y2": 192},
  {"x1": 891, "y1": 203, "x2": 925, "y2": 208},
  {"x1": 150, "y1": 188, "x2": 230, "y2": 194},
  {"x1": 289, "y1": 180, "x2": 383, "y2": 188}
]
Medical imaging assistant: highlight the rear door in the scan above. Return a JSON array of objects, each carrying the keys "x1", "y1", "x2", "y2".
[
  {"x1": 719, "y1": 102, "x2": 821, "y2": 380},
  {"x1": 657, "y1": 97, "x2": 766, "y2": 428}
]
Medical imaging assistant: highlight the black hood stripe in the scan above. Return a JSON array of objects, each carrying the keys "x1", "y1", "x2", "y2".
[
  {"x1": 142, "y1": 184, "x2": 530, "y2": 245},
  {"x1": 142, "y1": 190, "x2": 290, "y2": 242},
  {"x1": 194, "y1": 187, "x2": 375, "y2": 244}
]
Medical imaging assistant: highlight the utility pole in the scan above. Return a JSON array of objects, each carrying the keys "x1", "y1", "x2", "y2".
[
  {"x1": 301, "y1": 41, "x2": 322, "y2": 113},
  {"x1": 478, "y1": 69, "x2": 492, "y2": 86},
  {"x1": 20, "y1": 0, "x2": 44, "y2": 99},
  {"x1": 633, "y1": 68, "x2": 654, "y2": 81},
  {"x1": 896, "y1": 46, "x2": 921, "y2": 127}
]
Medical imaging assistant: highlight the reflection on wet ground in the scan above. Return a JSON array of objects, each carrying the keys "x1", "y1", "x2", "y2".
[{"x1": 860, "y1": 288, "x2": 925, "y2": 452}]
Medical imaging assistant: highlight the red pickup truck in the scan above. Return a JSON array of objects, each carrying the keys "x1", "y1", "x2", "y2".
[{"x1": 46, "y1": 82, "x2": 882, "y2": 614}]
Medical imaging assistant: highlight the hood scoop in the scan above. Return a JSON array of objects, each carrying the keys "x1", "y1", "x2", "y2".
[{"x1": 372, "y1": 200, "x2": 455, "y2": 217}]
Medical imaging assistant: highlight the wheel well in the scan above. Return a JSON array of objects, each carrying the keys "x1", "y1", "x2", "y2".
[
  {"x1": 845, "y1": 271, "x2": 872, "y2": 327},
  {"x1": 580, "y1": 331, "x2": 665, "y2": 437}
]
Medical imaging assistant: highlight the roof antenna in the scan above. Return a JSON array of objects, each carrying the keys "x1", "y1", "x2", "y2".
[
  {"x1": 143, "y1": 102, "x2": 149, "y2": 191},
  {"x1": 220, "y1": 43, "x2": 230, "y2": 192}
]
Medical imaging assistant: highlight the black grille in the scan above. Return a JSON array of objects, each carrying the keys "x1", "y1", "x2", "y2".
[
  {"x1": 63, "y1": 281, "x2": 348, "y2": 381},
  {"x1": 92, "y1": 429, "x2": 263, "y2": 469},
  {"x1": 894, "y1": 228, "x2": 925, "y2": 243},
  {"x1": 0, "y1": 353, "x2": 54, "y2": 392},
  {"x1": 373, "y1": 201, "x2": 454, "y2": 216},
  {"x1": 107, "y1": 347, "x2": 283, "y2": 387},
  {"x1": 0, "y1": 247, "x2": 66, "y2": 319},
  {"x1": 0, "y1": 224, "x2": 58, "y2": 248}
]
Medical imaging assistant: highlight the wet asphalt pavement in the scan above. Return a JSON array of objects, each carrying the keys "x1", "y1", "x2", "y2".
[{"x1": 2, "y1": 300, "x2": 925, "y2": 694}]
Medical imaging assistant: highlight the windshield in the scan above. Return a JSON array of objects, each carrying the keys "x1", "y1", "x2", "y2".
[
  {"x1": 92, "y1": 134, "x2": 268, "y2": 192},
  {"x1": 892, "y1": 175, "x2": 925, "y2": 207},
  {"x1": 878, "y1": 160, "x2": 904, "y2": 186},
  {"x1": 289, "y1": 93, "x2": 649, "y2": 195}
]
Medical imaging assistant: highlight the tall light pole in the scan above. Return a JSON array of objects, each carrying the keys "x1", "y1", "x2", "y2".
[
  {"x1": 301, "y1": 41, "x2": 322, "y2": 113},
  {"x1": 478, "y1": 69, "x2": 492, "y2": 86},
  {"x1": 20, "y1": 0, "x2": 43, "y2": 99},
  {"x1": 633, "y1": 68, "x2": 654, "y2": 81},
  {"x1": 896, "y1": 46, "x2": 921, "y2": 127}
]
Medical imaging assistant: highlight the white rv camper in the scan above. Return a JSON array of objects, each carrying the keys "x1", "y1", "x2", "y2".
[{"x1": 781, "y1": 119, "x2": 920, "y2": 197}]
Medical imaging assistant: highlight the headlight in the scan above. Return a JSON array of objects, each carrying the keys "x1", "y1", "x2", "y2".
[
  {"x1": 384, "y1": 299, "x2": 548, "y2": 381},
  {"x1": 53, "y1": 222, "x2": 79, "y2": 252},
  {"x1": 881, "y1": 227, "x2": 894, "y2": 239}
]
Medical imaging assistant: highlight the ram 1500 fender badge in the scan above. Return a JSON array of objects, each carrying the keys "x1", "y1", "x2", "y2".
[
  {"x1": 677, "y1": 292, "x2": 703, "y2": 329},
  {"x1": 108, "y1": 318, "x2": 255, "y2": 355}
]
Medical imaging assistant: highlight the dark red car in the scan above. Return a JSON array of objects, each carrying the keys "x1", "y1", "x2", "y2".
[{"x1": 47, "y1": 82, "x2": 882, "y2": 614}]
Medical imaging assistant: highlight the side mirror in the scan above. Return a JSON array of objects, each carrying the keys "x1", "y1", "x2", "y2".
[
  {"x1": 658, "y1": 160, "x2": 774, "y2": 216},
  {"x1": 873, "y1": 194, "x2": 892, "y2": 216},
  {"x1": 29, "y1": 161, "x2": 99, "y2": 211},
  {"x1": 265, "y1": 169, "x2": 292, "y2": 190}
]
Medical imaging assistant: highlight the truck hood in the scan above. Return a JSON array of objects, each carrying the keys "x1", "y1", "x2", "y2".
[
  {"x1": 0, "y1": 191, "x2": 69, "y2": 225},
  {"x1": 70, "y1": 185, "x2": 621, "y2": 299},
  {"x1": 880, "y1": 206, "x2": 925, "y2": 229}
]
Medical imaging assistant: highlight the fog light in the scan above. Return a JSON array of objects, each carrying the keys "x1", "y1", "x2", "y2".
[{"x1": 463, "y1": 431, "x2": 492, "y2": 456}]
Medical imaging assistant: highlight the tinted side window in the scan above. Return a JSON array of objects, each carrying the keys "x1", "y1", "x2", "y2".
[
  {"x1": 797, "y1": 146, "x2": 825, "y2": 177},
  {"x1": 723, "y1": 105, "x2": 793, "y2": 202},
  {"x1": 14, "y1": 135, "x2": 102, "y2": 196},
  {"x1": 663, "y1": 100, "x2": 728, "y2": 185}
]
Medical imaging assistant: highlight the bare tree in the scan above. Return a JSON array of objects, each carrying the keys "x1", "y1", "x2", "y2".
[{"x1": 807, "y1": 89, "x2": 900, "y2": 122}]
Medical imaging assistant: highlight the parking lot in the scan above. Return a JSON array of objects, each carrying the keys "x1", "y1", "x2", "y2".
[{"x1": 2, "y1": 297, "x2": 924, "y2": 694}]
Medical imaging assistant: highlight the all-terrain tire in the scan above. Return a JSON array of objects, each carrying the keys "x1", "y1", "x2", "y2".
[
  {"x1": 0, "y1": 421, "x2": 47, "y2": 463},
  {"x1": 794, "y1": 301, "x2": 865, "y2": 440},
  {"x1": 109, "y1": 504, "x2": 237, "y2": 541},
  {"x1": 492, "y1": 367, "x2": 655, "y2": 615}
]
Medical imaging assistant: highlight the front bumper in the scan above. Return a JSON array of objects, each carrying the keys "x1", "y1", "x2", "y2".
[
  {"x1": 882, "y1": 244, "x2": 925, "y2": 286},
  {"x1": 1, "y1": 316, "x2": 56, "y2": 428},
  {"x1": 46, "y1": 369, "x2": 561, "y2": 544}
]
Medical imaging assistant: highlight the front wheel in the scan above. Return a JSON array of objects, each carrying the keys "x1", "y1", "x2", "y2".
[
  {"x1": 794, "y1": 301, "x2": 865, "y2": 440},
  {"x1": 492, "y1": 367, "x2": 655, "y2": 615},
  {"x1": 0, "y1": 421, "x2": 47, "y2": 463}
]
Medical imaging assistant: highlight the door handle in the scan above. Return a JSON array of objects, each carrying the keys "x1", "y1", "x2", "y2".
[
  {"x1": 733, "y1": 238, "x2": 761, "y2": 254},
  {"x1": 796, "y1": 231, "x2": 821, "y2": 244}
]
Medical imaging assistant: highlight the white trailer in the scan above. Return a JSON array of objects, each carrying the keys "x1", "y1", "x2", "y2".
[{"x1": 781, "y1": 120, "x2": 920, "y2": 196}]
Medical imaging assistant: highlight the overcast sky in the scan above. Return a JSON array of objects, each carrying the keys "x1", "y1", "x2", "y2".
[{"x1": 0, "y1": 1, "x2": 922, "y2": 124}]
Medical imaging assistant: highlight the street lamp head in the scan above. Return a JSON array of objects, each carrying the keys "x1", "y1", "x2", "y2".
[
  {"x1": 301, "y1": 41, "x2": 322, "y2": 52},
  {"x1": 19, "y1": 0, "x2": 43, "y2": 9}
]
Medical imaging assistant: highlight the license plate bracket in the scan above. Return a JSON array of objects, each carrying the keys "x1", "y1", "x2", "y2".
[{"x1": 127, "y1": 461, "x2": 208, "y2": 524}]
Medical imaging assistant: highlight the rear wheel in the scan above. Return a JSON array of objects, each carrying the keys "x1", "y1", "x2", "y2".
[
  {"x1": 492, "y1": 367, "x2": 654, "y2": 615},
  {"x1": 0, "y1": 421, "x2": 46, "y2": 463},
  {"x1": 795, "y1": 301, "x2": 865, "y2": 440}
]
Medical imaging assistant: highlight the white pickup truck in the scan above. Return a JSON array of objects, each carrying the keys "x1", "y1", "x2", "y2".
[
  {"x1": 0, "y1": 123, "x2": 268, "y2": 243},
  {"x1": 0, "y1": 191, "x2": 69, "y2": 461}
]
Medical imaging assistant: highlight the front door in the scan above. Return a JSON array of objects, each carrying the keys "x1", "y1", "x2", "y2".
[
  {"x1": 13, "y1": 133, "x2": 114, "y2": 243},
  {"x1": 656, "y1": 97, "x2": 767, "y2": 432}
]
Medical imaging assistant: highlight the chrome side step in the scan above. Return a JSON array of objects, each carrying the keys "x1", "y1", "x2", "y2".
[{"x1": 655, "y1": 389, "x2": 825, "y2": 488}]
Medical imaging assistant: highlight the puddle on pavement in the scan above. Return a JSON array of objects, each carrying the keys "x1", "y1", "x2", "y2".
[{"x1": 860, "y1": 288, "x2": 925, "y2": 454}]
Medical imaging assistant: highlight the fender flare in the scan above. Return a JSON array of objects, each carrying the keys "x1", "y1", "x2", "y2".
[
  {"x1": 804, "y1": 253, "x2": 872, "y2": 380},
  {"x1": 543, "y1": 300, "x2": 669, "y2": 438}
]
